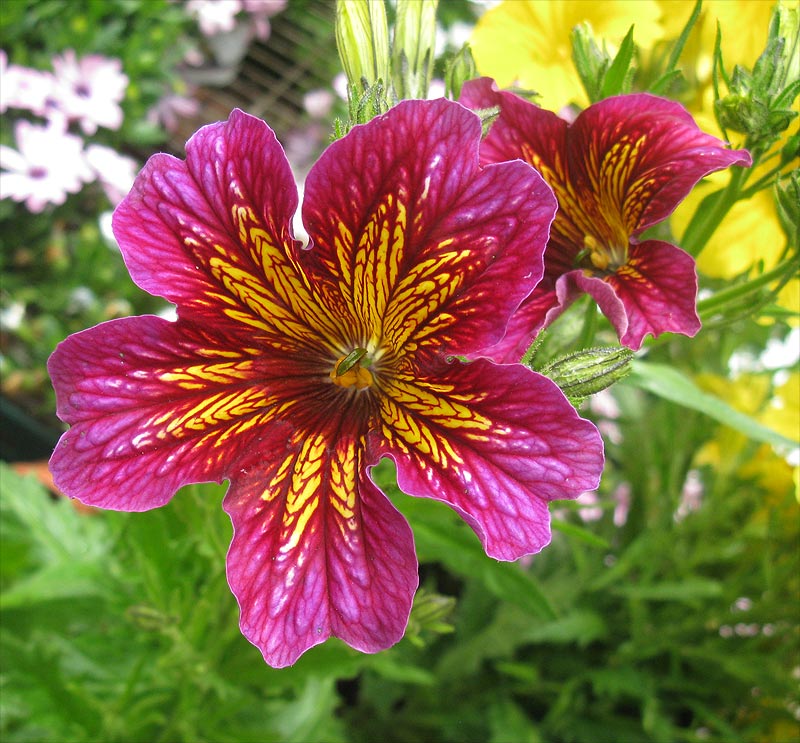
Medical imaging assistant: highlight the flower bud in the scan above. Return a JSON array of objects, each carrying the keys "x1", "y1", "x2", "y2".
[
  {"x1": 715, "y1": 2, "x2": 800, "y2": 148},
  {"x1": 540, "y1": 346, "x2": 634, "y2": 407},
  {"x1": 570, "y1": 22, "x2": 611, "y2": 103},
  {"x1": 392, "y1": 0, "x2": 438, "y2": 100},
  {"x1": 335, "y1": 0, "x2": 391, "y2": 93},
  {"x1": 444, "y1": 43, "x2": 477, "y2": 100}
]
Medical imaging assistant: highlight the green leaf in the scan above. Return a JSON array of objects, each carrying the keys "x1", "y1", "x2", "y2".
[
  {"x1": 0, "y1": 562, "x2": 105, "y2": 609},
  {"x1": 519, "y1": 609, "x2": 608, "y2": 646},
  {"x1": 551, "y1": 518, "x2": 610, "y2": 549},
  {"x1": 650, "y1": 0, "x2": 702, "y2": 95},
  {"x1": 625, "y1": 361, "x2": 798, "y2": 450},
  {"x1": 394, "y1": 494, "x2": 557, "y2": 620},
  {"x1": 600, "y1": 25, "x2": 636, "y2": 98},
  {"x1": 612, "y1": 577, "x2": 724, "y2": 601}
]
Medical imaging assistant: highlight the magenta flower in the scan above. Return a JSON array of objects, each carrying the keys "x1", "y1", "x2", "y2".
[
  {"x1": 48, "y1": 100, "x2": 603, "y2": 667},
  {"x1": 460, "y1": 79, "x2": 753, "y2": 356}
]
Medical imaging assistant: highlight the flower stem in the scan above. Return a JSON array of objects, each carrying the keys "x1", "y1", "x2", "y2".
[
  {"x1": 697, "y1": 255, "x2": 799, "y2": 317},
  {"x1": 681, "y1": 164, "x2": 750, "y2": 257}
]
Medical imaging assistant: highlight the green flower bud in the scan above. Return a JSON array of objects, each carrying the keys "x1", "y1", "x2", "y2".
[
  {"x1": 540, "y1": 346, "x2": 634, "y2": 407},
  {"x1": 715, "y1": 2, "x2": 800, "y2": 147},
  {"x1": 336, "y1": 0, "x2": 391, "y2": 93},
  {"x1": 571, "y1": 22, "x2": 611, "y2": 104},
  {"x1": 571, "y1": 23, "x2": 635, "y2": 103},
  {"x1": 392, "y1": 0, "x2": 438, "y2": 100},
  {"x1": 405, "y1": 589, "x2": 456, "y2": 647},
  {"x1": 444, "y1": 43, "x2": 477, "y2": 100}
]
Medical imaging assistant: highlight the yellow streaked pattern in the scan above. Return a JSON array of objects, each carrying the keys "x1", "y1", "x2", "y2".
[
  {"x1": 260, "y1": 433, "x2": 361, "y2": 554},
  {"x1": 184, "y1": 202, "x2": 348, "y2": 351},
  {"x1": 329, "y1": 440, "x2": 358, "y2": 524},
  {"x1": 327, "y1": 194, "x2": 408, "y2": 344},
  {"x1": 383, "y1": 247, "x2": 472, "y2": 350},
  {"x1": 283, "y1": 435, "x2": 326, "y2": 549},
  {"x1": 593, "y1": 133, "x2": 652, "y2": 237},
  {"x1": 145, "y1": 386, "x2": 274, "y2": 440},
  {"x1": 378, "y1": 375, "x2": 493, "y2": 468},
  {"x1": 159, "y1": 359, "x2": 258, "y2": 390},
  {"x1": 521, "y1": 141, "x2": 630, "y2": 267},
  {"x1": 522, "y1": 143, "x2": 594, "y2": 250}
]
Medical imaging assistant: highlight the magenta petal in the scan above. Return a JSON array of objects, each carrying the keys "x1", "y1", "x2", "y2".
[
  {"x1": 112, "y1": 109, "x2": 300, "y2": 327},
  {"x1": 380, "y1": 360, "x2": 604, "y2": 561},
  {"x1": 572, "y1": 239, "x2": 701, "y2": 349},
  {"x1": 301, "y1": 97, "x2": 557, "y2": 359},
  {"x1": 480, "y1": 284, "x2": 559, "y2": 363},
  {"x1": 48, "y1": 315, "x2": 276, "y2": 510},
  {"x1": 566, "y1": 94, "x2": 752, "y2": 231},
  {"x1": 223, "y1": 439, "x2": 417, "y2": 668}
]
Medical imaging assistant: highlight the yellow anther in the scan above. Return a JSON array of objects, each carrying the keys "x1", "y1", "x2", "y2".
[
  {"x1": 330, "y1": 353, "x2": 374, "y2": 390},
  {"x1": 582, "y1": 233, "x2": 627, "y2": 272}
]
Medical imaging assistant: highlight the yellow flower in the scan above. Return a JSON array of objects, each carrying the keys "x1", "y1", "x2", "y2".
[
  {"x1": 661, "y1": 2, "x2": 797, "y2": 324},
  {"x1": 669, "y1": 165, "x2": 798, "y2": 325},
  {"x1": 658, "y1": 0, "x2": 779, "y2": 131},
  {"x1": 693, "y1": 372, "x2": 799, "y2": 499},
  {"x1": 469, "y1": 0, "x2": 663, "y2": 110}
]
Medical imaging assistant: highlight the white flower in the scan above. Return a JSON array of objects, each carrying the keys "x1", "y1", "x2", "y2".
[
  {"x1": 0, "y1": 50, "x2": 57, "y2": 117},
  {"x1": 186, "y1": 0, "x2": 242, "y2": 36},
  {"x1": 50, "y1": 50, "x2": 128, "y2": 135},
  {"x1": 0, "y1": 120, "x2": 93, "y2": 212},
  {"x1": 85, "y1": 144, "x2": 139, "y2": 206}
]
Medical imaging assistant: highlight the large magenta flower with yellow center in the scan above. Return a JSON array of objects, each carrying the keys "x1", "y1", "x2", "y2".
[
  {"x1": 48, "y1": 99, "x2": 604, "y2": 667},
  {"x1": 460, "y1": 79, "x2": 753, "y2": 357}
]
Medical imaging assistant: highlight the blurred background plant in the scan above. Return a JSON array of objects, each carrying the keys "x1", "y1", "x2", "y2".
[{"x1": 1, "y1": 1, "x2": 798, "y2": 742}]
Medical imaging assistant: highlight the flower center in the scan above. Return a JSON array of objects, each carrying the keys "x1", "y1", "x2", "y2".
[
  {"x1": 330, "y1": 348, "x2": 374, "y2": 390},
  {"x1": 581, "y1": 233, "x2": 628, "y2": 273}
]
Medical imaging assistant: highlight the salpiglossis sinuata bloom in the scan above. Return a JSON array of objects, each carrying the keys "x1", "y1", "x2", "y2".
[{"x1": 48, "y1": 99, "x2": 604, "y2": 667}]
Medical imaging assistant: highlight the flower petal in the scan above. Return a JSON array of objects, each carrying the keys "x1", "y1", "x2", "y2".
[
  {"x1": 460, "y1": 78, "x2": 580, "y2": 267},
  {"x1": 48, "y1": 315, "x2": 290, "y2": 510},
  {"x1": 112, "y1": 110, "x2": 340, "y2": 352},
  {"x1": 580, "y1": 239, "x2": 701, "y2": 349},
  {"x1": 378, "y1": 360, "x2": 604, "y2": 560},
  {"x1": 565, "y1": 93, "x2": 752, "y2": 232},
  {"x1": 223, "y1": 433, "x2": 417, "y2": 668},
  {"x1": 301, "y1": 97, "x2": 557, "y2": 360},
  {"x1": 480, "y1": 282, "x2": 559, "y2": 363}
]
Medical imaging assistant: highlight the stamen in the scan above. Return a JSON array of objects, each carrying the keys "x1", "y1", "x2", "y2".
[{"x1": 330, "y1": 348, "x2": 373, "y2": 389}]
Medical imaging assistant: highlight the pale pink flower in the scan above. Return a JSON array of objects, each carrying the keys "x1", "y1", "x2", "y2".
[
  {"x1": 612, "y1": 482, "x2": 631, "y2": 527},
  {"x1": 50, "y1": 50, "x2": 128, "y2": 135},
  {"x1": 576, "y1": 491, "x2": 603, "y2": 523},
  {"x1": 186, "y1": 0, "x2": 242, "y2": 36},
  {"x1": 303, "y1": 88, "x2": 335, "y2": 119},
  {"x1": 0, "y1": 51, "x2": 56, "y2": 117},
  {"x1": 85, "y1": 144, "x2": 138, "y2": 206},
  {"x1": 241, "y1": 0, "x2": 286, "y2": 40},
  {"x1": 675, "y1": 469, "x2": 704, "y2": 521},
  {"x1": 0, "y1": 120, "x2": 93, "y2": 212},
  {"x1": 146, "y1": 90, "x2": 199, "y2": 134}
]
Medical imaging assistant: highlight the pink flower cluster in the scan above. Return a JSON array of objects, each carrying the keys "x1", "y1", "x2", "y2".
[{"x1": 0, "y1": 49, "x2": 136, "y2": 212}]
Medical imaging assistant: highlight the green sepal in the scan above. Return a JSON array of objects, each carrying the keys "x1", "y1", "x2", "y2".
[
  {"x1": 444, "y1": 43, "x2": 478, "y2": 100},
  {"x1": 539, "y1": 346, "x2": 634, "y2": 407}
]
